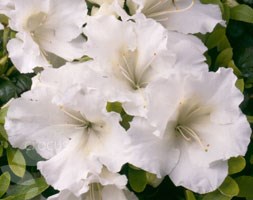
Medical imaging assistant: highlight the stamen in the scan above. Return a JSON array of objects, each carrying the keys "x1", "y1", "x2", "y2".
[
  {"x1": 145, "y1": 0, "x2": 168, "y2": 12},
  {"x1": 59, "y1": 106, "x2": 86, "y2": 124},
  {"x1": 176, "y1": 125, "x2": 208, "y2": 152},
  {"x1": 89, "y1": 183, "x2": 102, "y2": 200},
  {"x1": 119, "y1": 65, "x2": 137, "y2": 87},
  {"x1": 136, "y1": 53, "x2": 157, "y2": 87},
  {"x1": 97, "y1": 183, "x2": 102, "y2": 200},
  {"x1": 122, "y1": 54, "x2": 135, "y2": 80},
  {"x1": 148, "y1": 0, "x2": 195, "y2": 19}
]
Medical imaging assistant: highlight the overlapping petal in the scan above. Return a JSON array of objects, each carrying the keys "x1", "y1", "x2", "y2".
[
  {"x1": 5, "y1": 61, "x2": 130, "y2": 195},
  {"x1": 124, "y1": 0, "x2": 224, "y2": 34},
  {"x1": 127, "y1": 68, "x2": 251, "y2": 193},
  {"x1": 6, "y1": 0, "x2": 87, "y2": 72}
]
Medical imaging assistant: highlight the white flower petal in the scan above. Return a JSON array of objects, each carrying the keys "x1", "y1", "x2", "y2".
[
  {"x1": 5, "y1": 87, "x2": 75, "y2": 159},
  {"x1": 6, "y1": 61, "x2": 130, "y2": 195},
  {"x1": 37, "y1": 132, "x2": 102, "y2": 195},
  {"x1": 102, "y1": 185, "x2": 137, "y2": 200},
  {"x1": 127, "y1": 117, "x2": 180, "y2": 178},
  {"x1": 47, "y1": 168, "x2": 131, "y2": 199},
  {"x1": 134, "y1": 69, "x2": 251, "y2": 193},
  {"x1": 126, "y1": 0, "x2": 224, "y2": 34},
  {"x1": 160, "y1": 0, "x2": 225, "y2": 34},
  {"x1": 7, "y1": 33, "x2": 50, "y2": 73},
  {"x1": 7, "y1": 0, "x2": 87, "y2": 72},
  {"x1": 169, "y1": 148, "x2": 228, "y2": 194}
]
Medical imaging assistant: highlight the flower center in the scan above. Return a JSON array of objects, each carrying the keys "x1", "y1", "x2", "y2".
[
  {"x1": 59, "y1": 106, "x2": 92, "y2": 129},
  {"x1": 26, "y1": 12, "x2": 47, "y2": 33},
  {"x1": 174, "y1": 100, "x2": 211, "y2": 152},
  {"x1": 175, "y1": 124, "x2": 209, "y2": 152},
  {"x1": 118, "y1": 50, "x2": 156, "y2": 90},
  {"x1": 143, "y1": 0, "x2": 195, "y2": 22}
]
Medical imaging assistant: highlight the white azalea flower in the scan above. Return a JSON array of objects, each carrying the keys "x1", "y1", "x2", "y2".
[
  {"x1": 119, "y1": 0, "x2": 224, "y2": 34},
  {"x1": 88, "y1": 0, "x2": 124, "y2": 16},
  {"x1": 84, "y1": 16, "x2": 207, "y2": 116},
  {"x1": 5, "y1": 62, "x2": 130, "y2": 195},
  {"x1": 48, "y1": 168, "x2": 137, "y2": 200},
  {"x1": 127, "y1": 68, "x2": 251, "y2": 193},
  {"x1": 6, "y1": 0, "x2": 87, "y2": 73}
]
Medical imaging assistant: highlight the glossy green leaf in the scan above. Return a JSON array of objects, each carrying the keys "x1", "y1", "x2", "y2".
[
  {"x1": 202, "y1": 190, "x2": 231, "y2": 200},
  {"x1": 6, "y1": 148, "x2": 26, "y2": 178},
  {"x1": 7, "y1": 177, "x2": 49, "y2": 200},
  {"x1": 218, "y1": 176, "x2": 239, "y2": 197},
  {"x1": 230, "y1": 5, "x2": 253, "y2": 23},
  {"x1": 0, "y1": 172, "x2": 11, "y2": 198},
  {"x1": 185, "y1": 190, "x2": 196, "y2": 200},
  {"x1": 217, "y1": 36, "x2": 231, "y2": 52},
  {"x1": 0, "y1": 107, "x2": 8, "y2": 124},
  {"x1": 235, "y1": 79, "x2": 245, "y2": 93},
  {"x1": 128, "y1": 166, "x2": 147, "y2": 192},
  {"x1": 205, "y1": 27, "x2": 226, "y2": 49},
  {"x1": 228, "y1": 156, "x2": 246, "y2": 174},
  {"x1": 236, "y1": 176, "x2": 253, "y2": 198},
  {"x1": 227, "y1": 60, "x2": 242, "y2": 77},
  {"x1": 10, "y1": 74, "x2": 32, "y2": 96},
  {"x1": 0, "y1": 80, "x2": 17, "y2": 107},
  {"x1": 215, "y1": 48, "x2": 233, "y2": 67}
]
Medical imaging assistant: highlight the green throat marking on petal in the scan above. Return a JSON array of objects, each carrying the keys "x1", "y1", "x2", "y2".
[{"x1": 89, "y1": 183, "x2": 102, "y2": 200}]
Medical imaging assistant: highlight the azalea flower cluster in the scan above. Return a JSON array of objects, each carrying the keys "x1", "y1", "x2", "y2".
[{"x1": 1, "y1": 0, "x2": 251, "y2": 199}]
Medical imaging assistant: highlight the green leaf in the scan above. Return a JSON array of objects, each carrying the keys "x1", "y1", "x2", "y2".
[
  {"x1": 128, "y1": 166, "x2": 147, "y2": 192},
  {"x1": 215, "y1": 48, "x2": 233, "y2": 67},
  {"x1": 234, "y1": 47, "x2": 253, "y2": 82},
  {"x1": 228, "y1": 156, "x2": 246, "y2": 174},
  {"x1": 230, "y1": 5, "x2": 253, "y2": 23},
  {"x1": 235, "y1": 176, "x2": 253, "y2": 198},
  {"x1": 218, "y1": 176, "x2": 239, "y2": 197},
  {"x1": 0, "y1": 125, "x2": 8, "y2": 141},
  {"x1": 106, "y1": 102, "x2": 122, "y2": 113},
  {"x1": 0, "y1": 172, "x2": 11, "y2": 198},
  {"x1": 235, "y1": 79, "x2": 245, "y2": 93},
  {"x1": 6, "y1": 148, "x2": 26, "y2": 178},
  {"x1": 0, "y1": 80, "x2": 17, "y2": 107},
  {"x1": 0, "y1": 107, "x2": 8, "y2": 124},
  {"x1": 247, "y1": 116, "x2": 253, "y2": 123},
  {"x1": 217, "y1": 36, "x2": 231, "y2": 52},
  {"x1": 7, "y1": 177, "x2": 49, "y2": 200},
  {"x1": 10, "y1": 74, "x2": 32, "y2": 96},
  {"x1": 202, "y1": 190, "x2": 231, "y2": 200},
  {"x1": 222, "y1": 4, "x2": 230, "y2": 21},
  {"x1": 227, "y1": 60, "x2": 242, "y2": 77},
  {"x1": 205, "y1": 27, "x2": 226, "y2": 49},
  {"x1": 185, "y1": 190, "x2": 196, "y2": 200},
  {"x1": 0, "y1": 146, "x2": 3, "y2": 157}
]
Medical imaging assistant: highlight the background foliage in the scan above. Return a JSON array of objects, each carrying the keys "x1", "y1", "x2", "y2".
[{"x1": 0, "y1": 0, "x2": 253, "y2": 199}]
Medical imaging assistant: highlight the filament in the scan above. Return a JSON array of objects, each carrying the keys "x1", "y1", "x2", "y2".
[
  {"x1": 147, "y1": 0, "x2": 195, "y2": 19},
  {"x1": 176, "y1": 125, "x2": 208, "y2": 152}
]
